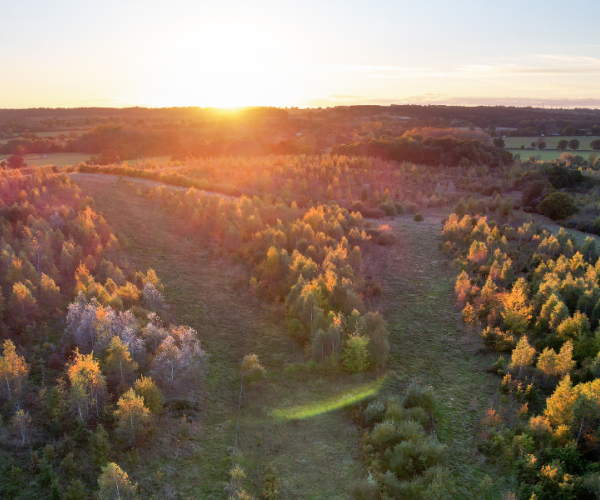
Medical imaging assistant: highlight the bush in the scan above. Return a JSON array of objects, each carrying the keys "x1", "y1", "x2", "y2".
[
  {"x1": 342, "y1": 334, "x2": 370, "y2": 373},
  {"x1": 394, "y1": 202, "x2": 405, "y2": 215},
  {"x1": 378, "y1": 201, "x2": 397, "y2": 216},
  {"x1": 537, "y1": 192, "x2": 578, "y2": 220},
  {"x1": 414, "y1": 213, "x2": 424, "y2": 222},
  {"x1": 378, "y1": 231, "x2": 396, "y2": 246},
  {"x1": 242, "y1": 354, "x2": 266, "y2": 382}
]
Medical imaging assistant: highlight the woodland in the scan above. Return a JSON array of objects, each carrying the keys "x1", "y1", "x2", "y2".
[{"x1": 1, "y1": 105, "x2": 600, "y2": 499}]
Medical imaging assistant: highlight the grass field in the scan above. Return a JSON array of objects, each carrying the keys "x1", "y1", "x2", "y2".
[
  {"x1": 504, "y1": 135, "x2": 598, "y2": 150},
  {"x1": 507, "y1": 149, "x2": 568, "y2": 162},
  {"x1": 0, "y1": 152, "x2": 91, "y2": 167},
  {"x1": 70, "y1": 173, "x2": 510, "y2": 498}
]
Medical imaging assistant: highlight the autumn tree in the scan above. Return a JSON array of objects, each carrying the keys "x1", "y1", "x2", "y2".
[
  {"x1": 98, "y1": 463, "x2": 138, "y2": 500},
  {"x1": 114, "y1": 388, "x2": 152, "y2": 445},
  {"x1": 501, "y1": 278, "x2": 532, "y2": 334},
  {"x1": 509, "y1": 336, "x2": 536, "y2": 378},
  {"x1": 0, "y1": 340, "x2": 29, "y2": 402},
  {"x1": 67, "y1": 350, "x2": 107, "y2": 424}
]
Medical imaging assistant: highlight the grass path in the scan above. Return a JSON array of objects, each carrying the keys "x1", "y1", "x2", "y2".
[
  {"x1": 367, "y1": 211, "x2": 511, "y2": 497},
  {"x1": 73, "y1": 174, "x2": 363, "y2": 499}
]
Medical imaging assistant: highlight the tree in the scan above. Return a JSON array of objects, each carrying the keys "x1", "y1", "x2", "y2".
[
  {"x1": 0, "y1": 340, "x2": 29, "y2": 402},
  {"x1": 557, "y1": 140, "x2": 569, "y2": 151},
  {"x1": 509, "y1": 336, "x2": 536, "y2": 378},
  {"x1": 562, "y1": 126, "x2": 577, "y2": 136},
  {"x1": 241, "y1": 354, "x2": 266, "y2": 383},
  {"x1": 104, "y1": 336, "x2": 138, "y2": 383},
  {"x1": 97, "y1": 463, "x2": 138, "y2": 500},
  {"x1": 11, "y1": 409, "x2": 31, "y2": 446},
  {"x1": 7, "y1": 152, "x2": 26, "y2": 170},
  {"x1": 501, "y1": 279, "x2": 532, "y2": 334},
  {"x1": 568, "y1": 139, "x2": 580, "y2": 151},
  {"x1": 537, "y1": 192, "x2": 578, "y2": 221},
  {"x1": 544, "y1": 375, "x2": 577, "y2": 429},
  {"x1": 493, "y1": 138, "x2": 505, "y2": 148},
  {"x1": 538, "y1": 141, "x2": 546, "y2": 150},
  {"x1": 342, "y1": 334, "x2": 370, "y2": 373},
  {"x1": 114, "y1": 388, "x2": 152, "y2": 445},
  {"x1": 591, "y1": 139, "x2": 600, "y2": 151},
  {"x1": 150, "y1": 326, "x2": 207, "y2": 398},
  {"x1": 9, "y1": 282, "x2": 37, "y2": 325},
  {"x1": 90, "y1": 424, "x2": 112, "y2": 468},
  {"x1": 133, "y1": 376, "x2": 164, "y2": 414},
  {"x1": 67, "y1": 350, "x2": 107, "y2": 424}
]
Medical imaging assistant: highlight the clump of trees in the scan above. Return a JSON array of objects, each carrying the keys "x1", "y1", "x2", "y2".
[
  {"x1": 443, "y1": 204, "x2": 600, "y2": 498},
  {"x1": 351, "y1": 383, "x2": 448, "y2": 499},
  {"x1": 144, "y1": 184, "x2": 390, "y2": 373},
  {"x1": 0, "y1": 169, "x2": 207, "y2": 499}
]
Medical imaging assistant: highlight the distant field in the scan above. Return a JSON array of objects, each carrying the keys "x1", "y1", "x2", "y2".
[
  {"x1": 0, "y1": 152, "x2": 91, "y2": 167},
  {"x1": 508, "y1": 149, "x2": 568, "y2": 162},
  {"x1": 503, "y1": 135, "x2": 598, "y2": 150},
  {"x1": 33, "y1": 129, "x2": 88, "y2": 138}
]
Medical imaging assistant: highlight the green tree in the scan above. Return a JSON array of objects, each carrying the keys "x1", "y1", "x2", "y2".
[
  {"x1": 538, "y1": 141, "x2": 547, "y2": 150},
  {"x1": 133, "y1": 376, "x2": 164, "y2": 414},
  {"x1": 557, "y1": 140, "x2": 569, "y2": 150},
  {"x1": 568, "y1": 139, "x2": 580, "y2": 151},
  {"x1": 591, "y1": 139, "x2": 600, "y2": 151},
  {"x1": 342, "y1": 334, "x2": 370, "y2": 373},
  {"x1": 537, "y1": 192, "x2": 578, "y2": 220},
  {"x1": 493, "y1": 138, "x2": 505, "y2": 148},
  {"x1": 104, "y1": 336, "x2": 138, "y2": 383}
]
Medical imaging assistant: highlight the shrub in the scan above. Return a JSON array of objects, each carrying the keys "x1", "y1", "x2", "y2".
[
  {"x1": 414, "y1": 213, "x2": 424, "y2": 222},
  {"x1": 378, "y1": 201, "x2": 397, "y2": 216},
  {"x1": 342, "y1": 334, "x2": 370, "y2": 373},
  {"x1": 378, "y1": 231, "x2": 396, "y2": 246},
  {"x1": 364, "y1": 400, "x2": 386, "y2": 423},
  {"x1": 394, "y1": 202, "x2": 405, "y2": 215},
  {"x1": 370, "y1": 420, "x2": 399, "y2": 449},
  {"x1": 537, "y1": 192, "x2": 578, "y2": 220},
  {"x1": 242, "y1": 354, "x2": 266, "y2": 382}
]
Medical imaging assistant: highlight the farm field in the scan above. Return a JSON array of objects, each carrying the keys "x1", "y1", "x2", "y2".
[
  {"x1": 504, "y1": 135, "x2": 598, "y2": 150},
  {"x1": 507, "y1": 149, "x2": 567, "y2": 162},
  {"x1": 70, "y1": 173, "x2": 509, "y2": 498}
]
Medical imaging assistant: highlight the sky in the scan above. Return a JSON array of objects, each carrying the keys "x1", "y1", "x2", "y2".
[{"x1": 2, "y1": 0, "x2": 600, "y2": 109}]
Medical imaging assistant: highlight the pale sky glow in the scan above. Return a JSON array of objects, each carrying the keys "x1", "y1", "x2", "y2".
[{"x1": 2, "y1": 0, "x2": 600, "y2": 108}]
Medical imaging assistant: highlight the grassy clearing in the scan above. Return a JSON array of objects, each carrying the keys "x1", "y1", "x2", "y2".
[
  {"x1": 72, "y1": 172, "x2": 513, "y2": 498},
  {"x1": 366, "y1": 210, "x2": 511, "y2": 497},
  {"x1": 72, "y1": 174, "x2": 364, "y2": 499}
]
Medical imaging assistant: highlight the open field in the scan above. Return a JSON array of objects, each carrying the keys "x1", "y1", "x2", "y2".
[
  {"x1": 504, "y1": 135, "x2": 598, "y2": 150},
  {"x1": 0, "y1": 152, "x2": 91, "y2": 167},
  {"x1": 71, "y1": 173, "x2": 510, "y2": 498},
  {"x1": 508, "y1": 149, "x2": 568, "y2": 162}
]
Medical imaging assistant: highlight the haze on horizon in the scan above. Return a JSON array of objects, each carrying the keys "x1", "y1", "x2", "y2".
[{"x1": 3, "y1": 0, "x2": 600, "y2": 109}]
